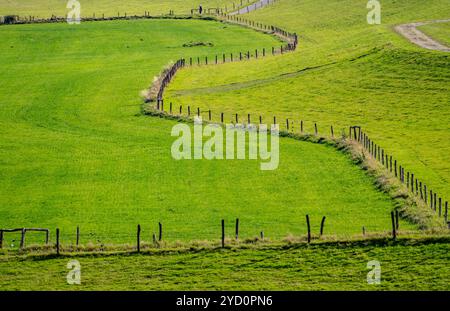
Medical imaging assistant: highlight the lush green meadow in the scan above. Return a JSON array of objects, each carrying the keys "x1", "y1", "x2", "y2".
[
  {"x1": 419, "y1": 21, "x2": 450, "y2": 46},
  {"x1": 0, "y1": 0, "x2": 234, "y2": 18},
  {"x1": 1, "y1": 239, "x2": 449, "y2": 290},
  {"x1": 0, "y1": 18, "x2": 407, "y2": 248},
  {"x1": 165, "y1": 0, "x2": 450, "y2": 203}
]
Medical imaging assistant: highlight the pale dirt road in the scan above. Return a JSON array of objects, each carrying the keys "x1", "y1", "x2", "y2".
[{"x1": 395, "y1": 19, "x2": 450, "y2": 52}]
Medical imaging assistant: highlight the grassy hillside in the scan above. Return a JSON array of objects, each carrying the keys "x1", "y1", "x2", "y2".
[
  {"x1": 0, "y1": 0, "x2": 234, "y2": 17},
  {"x1": 165, "y1": 0, "x2": 450, "y2": 203},
  {"x1": 1, "y1": 239, "x2": 449, "y2": 290},
  {"x1": 419, "y1": 21, "x2": 450, "y2": 46},
  {"x1": 0, "y1": 19, "x2": 405, "y2": 248}
]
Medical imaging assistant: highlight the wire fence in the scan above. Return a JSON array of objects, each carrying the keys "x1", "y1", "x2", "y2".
[{"x1": 1, "y1": 210, "x2": 432, "y2": 253}]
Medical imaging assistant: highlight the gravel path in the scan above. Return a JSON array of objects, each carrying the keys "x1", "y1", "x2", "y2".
[{"x1": 395, "y1": 19, "x2": 450, "y2": 52}]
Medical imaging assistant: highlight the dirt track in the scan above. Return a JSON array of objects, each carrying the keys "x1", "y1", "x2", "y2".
[
  {"x1": 228, "y1": 0, "x2": 273, "y2": 16},
  {"x1": 395, "y1": 19, "x2": 450, "y2": 52}
]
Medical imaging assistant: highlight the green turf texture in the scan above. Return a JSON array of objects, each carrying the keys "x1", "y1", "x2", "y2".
[
  {"x1": 165, "y1": 0, "x2": 450, "y2": 203},
  {"x1": 1, "y1": 240, "x2": 449, "y2": 290},
  {"x1": 0, "y1": 19, "x2": 408, "y2": 247},
  {"x1": 418, "y1": 21, "x2": 450, "y2": 47}
]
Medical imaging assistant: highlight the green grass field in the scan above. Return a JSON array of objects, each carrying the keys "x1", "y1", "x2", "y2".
[
  {"x1": 0, "y1": 0, "x2": 448, "y2": 291},
  {"x1": 0, "y1": 18, "x2": 407, "y2": 248},
  {"x1": 1, "y1": 239, "x2": 449, "y2": 290},
  {"x1": 165, "y1": 0, "x2": 450, "y2": 203},
  {"x1": 0, "y1": 0, "x2": 235, "y2": 17},
  {"x1": 419, "y1": 21, "x2": 450, "y2": 46}
]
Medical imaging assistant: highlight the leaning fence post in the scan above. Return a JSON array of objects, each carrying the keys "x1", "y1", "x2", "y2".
[
  {"x1": 221, "y1": 219, "x2": 225, "y2": 248},
  {"x1": 235, "y1": 218, "x2": 239, "y2": 240},
  {"x1": 330, "y1": 126, "x2": 334, "y2": 138},
  {"x1": 306, "y1": 215, "x2": 311, "y2": 243},
  {"x1": 395, "y1": 210, "x2": 399, "y2": 230},
  {"x1": 56, "y1": 228, "x2": 60, "y2": 255},
  {"x1": 137, "y1": 224, "x2": 141, "y2": 253},
  {"x1": 320, "y1": 216, "x2": 326, "y2": 236},
  {"x1": 391, "y1": 212, "x2": 396, "y2": 240}
]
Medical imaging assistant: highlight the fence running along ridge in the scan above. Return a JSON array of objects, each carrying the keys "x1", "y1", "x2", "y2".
[
  {"x1": 142, "y1": 9, "x2": 447, "y2": 227},
  {"x1": 147, "y1": 101, "x2": 449, "y2": 227},
  {"x1": 0, "y1": 0, "x2": 277, "y2": 25},
  {"x1": 145, "y1": 14, "x2": 298, "y2": 103}
]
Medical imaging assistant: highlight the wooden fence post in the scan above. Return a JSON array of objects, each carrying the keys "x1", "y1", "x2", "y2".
[
  {"x1": 430, "y1": 190, "x2": 433, "y2": 209},
  {"x1": 445, "y1": 201, "x2": 448, "y2": 222},
  {"x1": 0, "y1": 230, "x2": 3, "y2": 249},
  {"x1": 56, "y1": 228, "x2": 60, "y2": 255},
  {"x1": 314, "y1": 123, "x2": 318, "y2": 135},
  {"x1": 260, "y1": 231, "x2": 264, "y2": 240},
  {"x1": 320, "y1": 216, "x2": 326, "y2": 236},
  {"x1": 158, "y1": 222, "x2": 162, "y2": 241},
  {"x1": 301, "y1": 120, "x2": 303, "y2": 133},
  {"x1": 20, "y1": 228, "x2": 26, "y2": 249},
  {"x1": 221, "y1": 219, "x2": 225, "y2": 248},
  {"x1": 306, "y1": 215, "x2": 311, "y2": 243},
  {"x1": 330, "y1": 126, "x2": 334, "y2": 137},
  {"x1": 221, "y1": 112, "x2": 224, "y2": 123},
  {"x1": 235, "y1": 218, "x2": 239, "y2": 240},
  {"x1": 391, "y1": 212, "x2": 396, "y2": 240},
  {"x1": 137, "y1": 224, "x2": 141, "y2": 253},
  {"x1": 439, "y1": 198, "x2": 442, "y2": 217},
  {"x1": 76, "y1": 226, "x2": 80, "y2": 246},
  {"x1": 209, "y1": 110, "x2": 212, "y2": 121}
]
